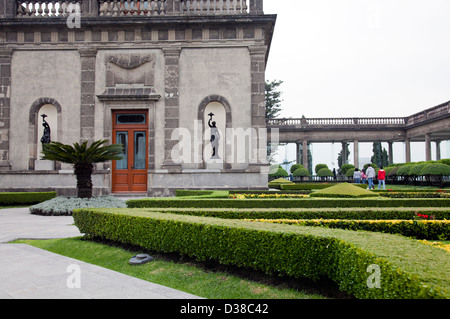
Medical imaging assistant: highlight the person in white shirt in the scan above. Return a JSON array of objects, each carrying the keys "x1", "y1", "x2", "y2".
[
  {"x1": 366, "y1": 164, "x2": 376, "y2": 189},
  {"x1": 353, "y1": 168, "x2": 361, "y2": 183}
]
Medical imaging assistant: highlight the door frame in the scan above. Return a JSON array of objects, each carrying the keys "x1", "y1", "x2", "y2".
[{"x1": 111, "y1": 110, "x2": 149, "y2": 193}]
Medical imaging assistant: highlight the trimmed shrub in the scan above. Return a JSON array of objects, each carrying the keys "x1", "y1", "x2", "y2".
[
  {"x1": 135, "y1": 207, "x2": 450, "y2": 221},
  {"x1": 396, "y1": 165, "x2": 414, "y2": 176},
  {"x1": 317, "y1": 168, "x2": 333, "y2": 178},
  {"x1": 420, "y1": 163, "x2": 450, "y2": 176},
  {"x1": 293, "y1": 167, "x2": 310, "y2": 177},
  {"x1": 268, "y1": 178, "x2": 294, "y2": 189},
  {"x1": 254, "y1": 219, "x2": 450, "y2": 240},
  {"x1": 290, "y1": 164, "x2": 304, "y2": 174},
  {"x1": 73, "y1": 208, "x2": 450, "y2": 299},
  {"x1": 126, "y1": 197, "x2": 450, "y2": 209},
  {"x1": 315, "y1": 164, "x2": 328, "y2": 174},
  {"x1": 438, "y1": 159, "x2": 450, "y2": 166},
  {"x1": 0, "y1": 192, "x2": 57, "y2": 206},
  {"x1": 309, "y1": 183, "x2": 378, "y2": 198},
  {"x1": 269, "y1": 165, "x2": 289, "y2": 178},
  {"x1": 340, "y1": 164, "x2": 355, "y2": 175},
  {"x1": 281, "y1": 183, "x2": 367, "y2": 190}
]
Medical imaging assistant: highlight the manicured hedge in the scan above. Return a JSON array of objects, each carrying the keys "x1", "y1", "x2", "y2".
[
  {"x1": 252, "y1": 219, "x2": 450, "y2": 240},
  {"x1": 126, "y1": 197, "x2": 450, "y2": 209},
  {"x1": 139, "y1": 207, "x2": 450, "y2": 221},
  {"x1": 281, "y1": 183, "x2": 367, "y2": 190},
  {"x1": 0, "y1": 192, "x2": 57, "y2": 206},
  {"x1": 73, "y1": 208, "x2": 450, "y2": 299}
]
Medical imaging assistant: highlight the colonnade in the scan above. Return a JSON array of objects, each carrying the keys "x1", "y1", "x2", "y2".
[{"x1": 293, "y1": 137, "x2": 445, "y2": 172}]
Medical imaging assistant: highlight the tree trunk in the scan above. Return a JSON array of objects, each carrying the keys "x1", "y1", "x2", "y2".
[{"x1": 74, "y1": 163, "x2": 94, "y2": 198}]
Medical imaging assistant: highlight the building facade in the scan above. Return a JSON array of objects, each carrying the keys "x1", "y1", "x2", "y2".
[{"x1": 0, "y1": 0, "x2": 276, "y2": 196}]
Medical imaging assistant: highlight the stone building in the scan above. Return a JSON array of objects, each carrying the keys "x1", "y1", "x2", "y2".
[{"x1": 0, "y1": 0, "x2": 276, "y2": 196}]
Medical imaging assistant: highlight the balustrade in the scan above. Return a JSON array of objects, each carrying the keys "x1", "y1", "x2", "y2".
[
  {"x1": 98, "y1": 0, "x2": 166, "y2": 16},
  {"x1": 14, "y1": 0, "x2": 251, "y2": 17},
  {"x1": 180, "y1": 0, "x2": 247, "y2": 15},
  {"x1": 267, "y1": 117, "x2": 407, "y2": 128},
  {"x1": 16, "y1": 1, "x2": 82, "y2": 17}
]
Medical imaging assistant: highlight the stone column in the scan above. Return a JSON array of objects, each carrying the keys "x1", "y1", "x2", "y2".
[
  {"x1": 296, "y1": 141, "x2": 301, "y2": 166},
  {"x1": 341, "y1": 142, "x2": 348, "y2": 165},
  {"x1": 435, "y1": 140, "x2": 441, "y2": 161},
  {"x1": 79, "y1": 48, "x2": 97, "y2": 143},
  {"x1": 0, "y1": 48, "x2": 13, "y2": 170},
  {"x1": 162, "y1": 47, "x2": 182, "y2": 172},
  {"x1": 353, "y1": 139, "x2": 359, "y2": 168},
  {"x1": 302, "y1": 140, "x2": 308, "y2": 171},
  {"x1": 425, "y1": 133, "x2": 431, "y2": 161},
  {"x1": 405, "y1": 138, "x2": 411, "y2": 163}
]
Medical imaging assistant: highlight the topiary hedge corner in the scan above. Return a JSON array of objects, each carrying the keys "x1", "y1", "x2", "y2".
[{"x1": 73, "y1": 208, "x2": 450, "y2": 299}]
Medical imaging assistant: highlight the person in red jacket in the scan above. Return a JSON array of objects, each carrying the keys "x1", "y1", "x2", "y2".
[{"x1": 378, "y1": 166, "x2": 386, "y2": 189}]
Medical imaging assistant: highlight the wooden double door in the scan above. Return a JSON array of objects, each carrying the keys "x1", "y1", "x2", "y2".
[{"x1": 112, "y1": 111, "x2": 148, "y2": 193}]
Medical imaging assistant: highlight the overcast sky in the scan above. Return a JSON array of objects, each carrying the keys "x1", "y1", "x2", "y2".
[
  {"x1": 263, "y1": 0, "x2": 450, "y2": 167},
  {"x1": 264, "y1": 0, "x2": 450, "y2": 118}
]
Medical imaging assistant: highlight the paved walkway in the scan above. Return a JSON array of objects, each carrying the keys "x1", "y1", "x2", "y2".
[{"x1": 0, "y1": 207, "x2": 202, "y2": 299}]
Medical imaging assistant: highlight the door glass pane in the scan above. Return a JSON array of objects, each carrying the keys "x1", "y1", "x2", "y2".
[
  {"x1": 134, "y1": 131, "x2": 146, "y2": 170},
  {"x1": 116, "y1": 114, "x2": 146, "y2": 125},
  {"x1": 116, "y1": 131, "x2": 128, "y2": 170}
]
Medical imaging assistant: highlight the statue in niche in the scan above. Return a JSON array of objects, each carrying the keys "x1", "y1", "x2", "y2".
[
  {"x1": 40, "y1": 114, "x2": 51, "y2": 145},
  {"x1": 208, "y1": 112, "x2": 220, "y2": 159}
]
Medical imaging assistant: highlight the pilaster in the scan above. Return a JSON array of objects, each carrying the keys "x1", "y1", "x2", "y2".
[
  {"x1": 79, "y1": 47, "x2": 98, "y2": 143},
  {"x1": 0, "y1": 48, "x2": 13, "y2": 170}
]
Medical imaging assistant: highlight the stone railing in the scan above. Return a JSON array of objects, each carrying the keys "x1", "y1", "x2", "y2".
[
  {"x1": 405, "y1": 101, "x2": 450, "y2": 126},
  {"x1": 180, "y1": 0, "x2": 248, "y2": 15},
  {"x1": 267, "y1": 117, "x2": 407, "y2": 128},
  {"x1": 98, "y1": 0, "x2": 167, "y2": 16},
  {"x1": 12, "y1": 0, "x2": 259, "y2": 17},
  {"x1": 16, "y1": 1, "x2": 83, "y2": 17}
]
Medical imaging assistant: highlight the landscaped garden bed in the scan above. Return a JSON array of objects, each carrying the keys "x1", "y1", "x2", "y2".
[{"x1": 73, "y1": 208, "x2": 450, "y2": 299}]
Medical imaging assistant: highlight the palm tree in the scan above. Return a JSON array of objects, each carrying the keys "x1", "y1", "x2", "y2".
[{"x1": 41, "y1": 139, "x2": 124, "y2": 198}]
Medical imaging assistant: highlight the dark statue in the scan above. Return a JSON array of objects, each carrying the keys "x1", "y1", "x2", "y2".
[
  {"x1": 208, "y1": 112, "x2": 220, "y2": 159},
  {"x1": 40, "y1": 114, "x2": 51, "y2": 145}
]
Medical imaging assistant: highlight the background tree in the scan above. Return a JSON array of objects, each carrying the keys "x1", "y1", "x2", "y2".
[
  {"x1": 371, "y1": 142, "x2": 389, "y2": 167},
  {"x1": 265, "y1": 79, "x2": 284, "y2": 163},
  {"x1": 42, "y1": 139, "x2": 123, "y2": 198}
]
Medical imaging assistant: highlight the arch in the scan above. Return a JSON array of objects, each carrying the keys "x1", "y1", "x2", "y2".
[
  {"x1": 28, "y1": 97, "x2": 63, "y2": 170},
  {"x1": 197, "y1": 95, "x2": 232, "y2": 127},
  {"x1": 197, "y1": 95, "x2": 233, "y2": 168}
]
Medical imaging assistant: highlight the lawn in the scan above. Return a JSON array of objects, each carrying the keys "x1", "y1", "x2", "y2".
[{"x1": 14, "y1": 237, "x2": 339, "y2": 299}]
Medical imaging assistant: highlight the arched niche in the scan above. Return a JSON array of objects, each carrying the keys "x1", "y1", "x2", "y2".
[
  {"x1": 29, "y1": 98, "x2": 62, "y2": 170},
  {"x1": 198, "y1": 95, "x2": 232, "y2": 169}
]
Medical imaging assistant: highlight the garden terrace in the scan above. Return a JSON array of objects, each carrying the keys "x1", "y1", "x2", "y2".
[{"x1": 73, "y1": 208, "x2": 450, "y2": 298}]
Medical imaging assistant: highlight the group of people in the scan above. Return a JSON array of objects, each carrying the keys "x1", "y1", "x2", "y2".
[{"x1": 353, "y1": 164, "x2": 386, "y2": 190}]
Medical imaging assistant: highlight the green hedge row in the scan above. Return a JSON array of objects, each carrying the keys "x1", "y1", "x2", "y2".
[
  {"x1": 139, "y1": 207, "x2": 450, "y2": 221},
  {"x1": 72, "y1": 208, "x2": 450, "y2": 299},
  {"x1": 0, "y1": 192, "x2": 57, "y2": 206},
  {"x1": 254, "y1": 219, "x2": 450, "y2": 240},
  {"x1": 280, "y1": 183, "x2": 368, "y2": 190},
  {"x1": 378, "y1": 192, "x2": 450, "y2": 198},
  {"x1": 126, "y1": 197, "x2": 450, "y2": 209}
]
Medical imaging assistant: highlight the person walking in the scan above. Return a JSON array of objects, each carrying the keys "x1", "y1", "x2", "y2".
[
  {"x1": 353, "y1": 168, "x2": 361, "y2": 183},
  {"x1": 378, "y1": 166, "x2": 386, "y2": 189},
  {"x1": 361, "y1": 168, "x2": 367, "y2": 184},
  {"x1": 366, "y1": 164, "x2": 375, "y2": 190}
]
